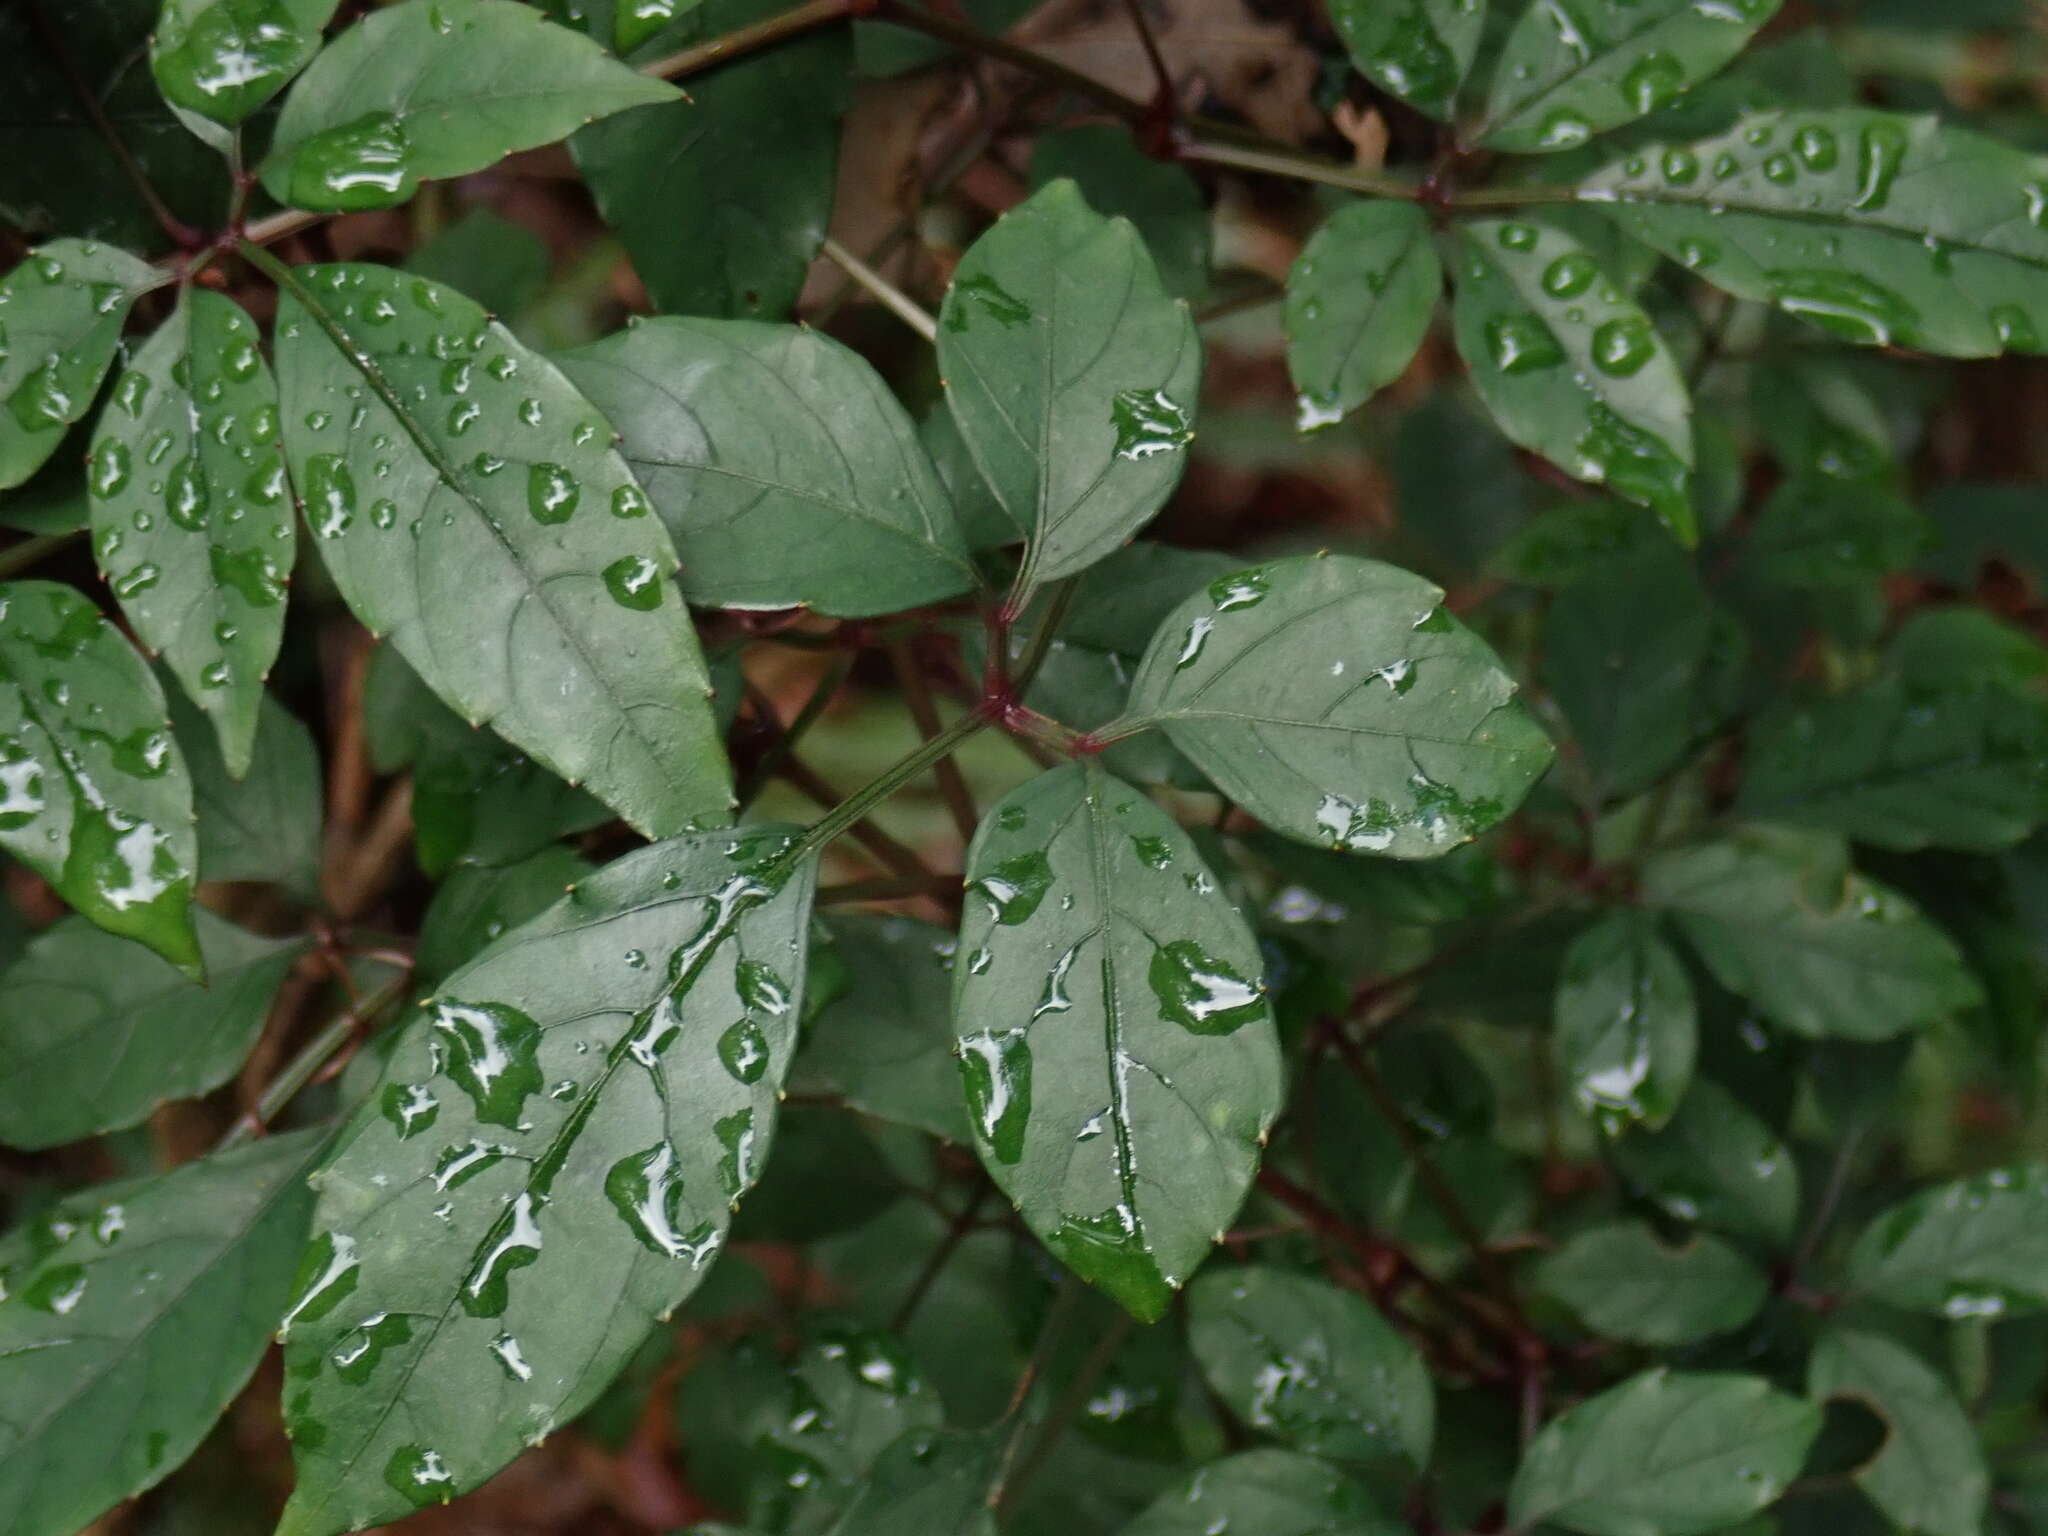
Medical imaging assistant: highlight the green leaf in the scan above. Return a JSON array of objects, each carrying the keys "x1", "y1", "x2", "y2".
[
  {"x1": 88, "y1": 289, "x2": 293, "y2": 775},
  {"x1": 1892, "y1": 608, "x2": 2048, "y2": 693},
  {"x1": 1643, "y1": 831, "x2": 1983, "y2": 1039},
  {"x1": 1453, "y1": 219, "x2": 1694, "y2": 539},
  {"x1": 151, "y1": 0, "x2": 338, "y2": 126},
  {"x1": 0, "y1": 1131, "x2": 321, "y2": 1536},
  {"x1": 0, "y1": 910, "x2": 304, "y2": 1148},
  {"x1": 1122, "y1": 1449, "x2": 1401, "y2": 1536},
  {"x1": 404, "y1": 208, "x2": 551, "y2": 331},
  {"x1": 1115, "y1": 553, "x2": 1553, "y2": 859},
  {"x1": 1555, "y1": 911, "x2": 1696, "y2": 1133},
  {"x1": 822, "y1": 1428, "x2": 996, "y2": 1536},
  {"x1": 1541, "y1": 541, "x2": 1740, "y2": 800},
  {"x1": 748, "y1": 1322, "x2": 944, "y2": 1532},
  {"x1": 1536, "y1": 1221, "x2": 1767, "y2": 1344},
  {"x1": 952, "y1": 761, "x2": 1281, "y2": 1322},
  {"x1": 556, "y1": 318, "x2": 976, "y2": 616},
  {"x1": 1807, "y1": 1329, "x2": 1988, "y2": 1536},
  {"x1": 0, "y1": 240, "x2": 161, "y2": 491},
  {"x1": 415, "y1": 844, "x2": 592, "y2": 985},
  {"x1": 1187, "y1": 1266, "x2": 1433, "y2": 1471},
  {"x1": 275, "y1": 827, "x2": 816, "y2": 1536},
  {"x1": 1610, "y1": 1078, "x2": 1799, "y2": 1244},
  {"x1": 1478, "y1": 0, "x2": 1783, "y2": 154},
  {"x1": 1029, "y1": 125, "x2": 1211, "y2": 301},
  {"x1": 1489, "y1": 497, "x2": 1668, "y2": 586},
  {"x1": 258, "y1": 0, "x2": 677, "y2": 212},
  {"x1": 1749, "y1": 356, "x2": 1895, "y2": 484},
  {"x1": 0, "y1": 580, "x2": 199, "y2": 971},
  {"x1": 573, "y1": 31, "x2": 846, "y2": 320},
  {"x1": 792, "y1": 913, "x2": 972, "y2": 1144},
  {"x1": 169, "y1": 684, "x2": 323, "y2": 897},
  {"x1": 1581, "y1": 109, "x2": 2048, "y2": 356},
  {"x1": 1328, "y1": 0, "x2": 1485, "y2": 119},
  {"x1": 1846, "y1": 1163, "x2": 2048, "y2": 1317},
  {"x1": 1507, "y1": 1370, "x2": 1820, "y2": 1536},
  {"x1": 1739, "y1": 679, "x2": 2048, "y2": 853},
  {"x1": 1286, "y1": 201, "x2": 1441, "y2": 431},
  {"x1": 937, "y1": 180, "x2": 1201, "y2": 601},
  {"x1": 275, "y1": 262, "x2": 732, "y2": 838},
  {"x1": 1739, "y1": 475, "x2": 1928, "y2": 587}
]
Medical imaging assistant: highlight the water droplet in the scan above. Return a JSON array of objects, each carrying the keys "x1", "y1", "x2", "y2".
[
  {"x1": 948, "y1": 271, "x2": 1032, "y2": 330},
  {"x1": 1619, "y1": 50, "x2": 1683, "y2": 115},
  {"x1": 89, "y1": 439, "x2": 130, "y2": 498},
  {"x1": 972, "y1": 851, "x2": 1053, "y2": 924},
  {"x1": 429, "y1": 999, "x2": 543, "y2": 1127},
  {"x1": 606, "y1": 1142, "x2": 719, "y2": 1263},
  {"x1": 1149, "y1": 941, "x2": 1266, "y2": 1034},
  {"x1": 603, "y1": 555, "x2": 662, "y2": 610},
  {"x1": 460, "y1": 1191, "x2": 542, "y2": 1316},
  {"x1": 526, "y1": 462, "x2": 580, "y2": 524},
  {"x1": 1541, "y1": 253, "x2": 1599, "y2": 299},
  {"x1": 384, "y1": 1445, "x2": 456, "y2": 1509},
  {"x1": 1485, "y1": 313, "x2": 1565, "y2": 374},
  {"x1": 958, "y1": 1028, "x2": 1031, "y2": 1163},
  {"x1": 1110, "y1": 388, "x2": 1193, "y2": 460},
  {"x1": 1591, "y1": 316, "x2": 1656, "y2": 377},
  {"x1": 380, "y1": 1082, "x2": 439, "y2": 1139},
  {"x1": 286, "y1": 111, "x2": 418, "y2": 210},
  {"x1": 1854, "y1": 119, "x2": 1908, "y2": 211}
]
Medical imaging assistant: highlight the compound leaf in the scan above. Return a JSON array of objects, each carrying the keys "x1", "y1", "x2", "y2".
[
  {"x1": 275, "y1": 828, "x2": 817, "y2": 1536},
  {"x1": 556, "y1": 318, "x2": 975, "y2": 616},
  {"x1": 1287, "y1": 201, "x2": 1441, "y2": 431},
  {"x1": 275, "y1": 262, "x2": 731, "y2": 838},
  {"x1": 952, "y1": 761, "x2": 1281, "y2": 1322},
  {"x1": 1116, "y1": 553, "x2": 1552, "y2": 859}
]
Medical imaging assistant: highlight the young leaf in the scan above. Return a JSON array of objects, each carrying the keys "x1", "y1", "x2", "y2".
[
  {"x1": 1536, "y1": 1221, "x2": 1767, "y2": 1345},
  {"x1": 792, "y1": 913, "x2": 973, "y2": 1144},
  {"x1": 1507, "y1": 1370, "x2": 1819, "y2": 1536},
  {"x1": 1737, "y1": 679, "x2": 2048, "y2": 853},
  {"x1": 1029, "y1": 125, "x2": 1212, "y2": 301},
  {"x1": 89, "y1": 288, "x2": 293, "y2": 775},
  {"x1": 0, "y1": 240, "x2": 161, "y2": 490},
  {"x1": 936, "y1": 180, "x2": 1201, "y2": 602},
  {"x1": 168, "y1": 684, "x2": 323, "y2": 897},
  {"x1": 275, "y1": 828, "x2": 816, "y2": 1536},
  {"x1": 151, "y1": 0, "x2": 339, "y2": 126},
  {"x1": 1114, "y1": 553, "x2": 1553, "y2": 859},
  {"x1": 1478, "y1": 0, "x2": 1783, "y2": 154},
  {"x1": 1122, "y1": 1449, "x2": 1402, "y2": 1536},
  {"x1": 1452, "y1": 220, "x2": 1694, "y2": 539},
  {"x1": 274, "y1": 263, "x2": 732, "y2": 838},
  {"x1": 556, "y1": 318, "x2": 976, "y2": 617},
  {"x1": 1846, "y1": 1164, "x2": 2048, "y2": 1317},
  {"x1": 0, "y1": 911, "x2": 304, "y2": 1149},
  {"x1": 1807, "y1": 1329, "x2": 1988, "y2": 1536},
  {"x1": 1286, "y1": 201, "x2": 1441, "y2": 431},
  {"x1": 258, "y1": 0, "x2": 677, "y2": 212},
  {"x1": 821, "y1": 1428, "x2": 996, "y2": 1536},
  {"x1": 0, "y1": 580, "x2": 199, "y2": 971},
  {"x1": 0, "y1": 1131, "x2": 321, "y2": 1536},
  {"x1": 1328, "y1": 0, "x2": 1485, "y2": 120},
  {"x1": 573, "y1": 29, "x2": 846, "y2": 320},
  {"x1": 1582, "y1": 109, "x2": 2048, "y2": 356},
  {"x1": 1610, "y1": 1079, "x2": 1799, "y2": 1245},
  {"x1": 952, "y1": 761, "x2": 1282, "y2": 1322},
  {"x1": 1554, "y1": 911, "x2": 1697, "y2": 1132},
  {"x1": 1187, "y1": 1266, "x2": 1434, "y2": 1471},
  {"x1": 1643, "y1": 831, "x2": 1983, "y2": 1039}
]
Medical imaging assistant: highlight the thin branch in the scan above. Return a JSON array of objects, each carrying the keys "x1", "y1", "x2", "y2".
[
  {"x1": 818, "y1": 871, "x2": 961, "y2": 905},
  {"x1": 870, "y1": 0, "x2": 1152, "y2": 124},
  {"x1": 890, "y1": 641, "x2": 979, "y2": 843},
  {"x1": 736, "y1": 656, "x2": 853, "y2": 809},
  {"x1": 641, "y1": 0, "x2": 862, "y2": 79},
  {"x1": 993, "y1": 1311, "x2": 1136, "y2": 1520},
  {"x1": 891, "y1": 1183, "x2": 991, "y2": 1332},
  {"x1": 1117, "y1": 0, "x2": 1174, "y2": 111},
  {"x1": 217, "y1": 972, "x2": 410, "y2": 1149},
  {"x1": 819, "y1": 234, "x2": 937, "y2": 342},
  {"x1": 1176, "y1": 137, "x2": 1421, "y2": 202},
  {"x1": 0, "y1": 531, "x2": 84, "y2": 582}
]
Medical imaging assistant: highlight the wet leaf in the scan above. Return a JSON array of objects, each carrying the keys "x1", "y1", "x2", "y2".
[
  {"x1": 415, "y1": 844, "x2": 592, "y2": 986},
  {"x1": 1807, "y1": 1328, "x2": 1988, "y2": 1536},
  {"x1": 89, "y1": 288, "x2": 294, "y2": 775},
  {"x1": 1479, "y1": 0, "x2": 1783, "y2": 154},
  {"x1": 169, "y1": 683, "x2": 322, "y2": 897},
  {"x1": 952, "y1": 761, "x2": 1282, "y2": 1321},
  {"x1": 258, "y1": 0, "x2": 676, "y2": 212},
  {"x1": 0, "y1": 1131, "x2": 321, "y2": 1536},
  {"x1": 275, "y1": 827, "x2": 816, "y2": 1536},
  {"x1": 822, "y1": 1427, "x2": 996, "y2": 1536},
  {"x1": 403, "y1": 208, "x2": 550, "y2": 333},
  {"x1": 1536, "y1": 1221, "x2": 1767, "y2": 1345},
  {"x1": 1846, "y1": 1163, "x2": 2048, "y2": 1318},
  {"x1": 1115, "y1": 553, "x2": 1553, "y2": 860},
  {"x1": 0, "y1": 910, "x2": 304, "y2": 1149},
  {"x1": 1738, "y1": 678, "x2": 2048, "y2": 853},
  {"x1": 1554, "y1": 911, "x2": 1696, "y2": 1133},
  {"x1": 1582, "y1": 109, "x2": 2048, "y2": 356},
  {"x1": 0, "y1": 240, "x2": 160, "y2": 490},
  {"x1": 1286, "y1": 201, "x2": 1441, "y2": 431},
  {"x1": 0, "y1": 580, "x2": 199, "y2": 970},
  {"x1": 1187, "y1": 1266, "x2": 1433, "y2": 1471},
  {"x1": 1739, "y1": 475, "x2": 1928, "y2": 587},
  {"x1": 1452, "y1": 219, "x2": 1695, "y2": 539},
  {"x1": 151, "y1": 0, "x2": 338, "y2": 126},
  {"x1": 936, "y1": 179, "x2": 1201, "y2": 602},
  {"x1": 1610, "y1": 1078, "x2": 1799, "y2": 1245},
  {"x1": 557, "y1": 318, "x2": 976, "y2": 616},
  {"x1": 275, "y1": 263, "x2": 731, "y2": 838},
  {"x1": 1329, "y1": 0, "x2": 1485, "y2": 119},
  {"x1": 1121, "y1": 1448, "x2": 1402, "y2": 1535},
  {"x1": 1643, "y1": 831, "x2": 1983, "y2": 1039},
  {"x1": 792, "y1": 913, "x2": 973, "y2": 1144},
  {"x1": 1507, "y1": 1370, "x2": 1820, "y2": 1536},
  {"x1": 1029, "y1": 125, "x2": 1211, "y2": 301}
]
